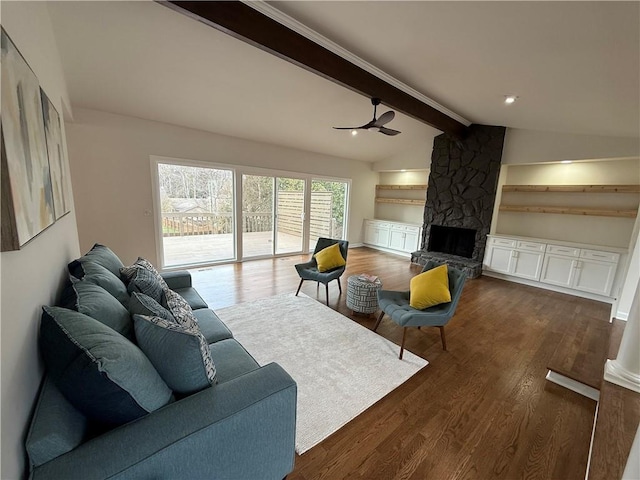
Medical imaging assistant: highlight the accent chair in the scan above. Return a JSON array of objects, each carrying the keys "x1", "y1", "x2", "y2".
[
  {"x1": 374, "y1": 261, "x2": 466, "y2": 359},
  {"x1": 295, "y1": 237, "x2": 349, "y2": 306}
]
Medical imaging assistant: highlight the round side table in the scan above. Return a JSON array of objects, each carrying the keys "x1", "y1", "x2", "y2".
[{"x1": 346, "y1": 275, "x2": 383, "y2": 315}]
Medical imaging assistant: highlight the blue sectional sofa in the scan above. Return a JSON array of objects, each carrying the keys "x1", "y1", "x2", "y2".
[{"x1": 26, "y1": 245, "x2": 297, "y2": 479}]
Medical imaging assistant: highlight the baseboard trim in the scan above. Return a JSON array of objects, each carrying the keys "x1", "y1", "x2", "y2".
[
  {"x1": 361, "y1": 244, "x2": 412, "y2": 258},
  {"x1": 546, "y1": 370, "x2": 600, "y2": 401},
  {"x1": 604, "y1": 359, "x2": 640, "y2": 393}
]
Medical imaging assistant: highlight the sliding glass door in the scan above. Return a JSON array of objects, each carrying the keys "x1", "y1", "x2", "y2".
[
  {"x1": 158, "y1": 162, "x2": 234, "y2": 267},
  {"x1": 275, "y1": 178, "x2": 305, "y2": 254},
  {"x1": 308, "y1": 179, "x2": 349, "y2": 251}
]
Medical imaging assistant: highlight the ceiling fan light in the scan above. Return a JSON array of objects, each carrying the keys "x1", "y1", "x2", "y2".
[{"x1": 351, "y1": 130, "x2": 358, "y2": 136}]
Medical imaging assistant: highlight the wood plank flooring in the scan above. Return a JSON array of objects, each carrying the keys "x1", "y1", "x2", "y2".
[{"x1": 191, "y1": 247, "x2": 611, "y2": 480}]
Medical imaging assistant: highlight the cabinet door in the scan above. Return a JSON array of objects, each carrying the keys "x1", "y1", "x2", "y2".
[
  {"x1": 485, "y1": 246, "x2": 514, "y2": 274},
  {"x1": 376, "y1": 226, "x2": 390, "y2": 247},
  {"x1": 573, "y1": 259, "x2": 617, "y2": 296},
  {"x1": 364, "y1": 223, "x2": 377, "y2": 245},
  {"x1": 389, "y1": 229, "x2": 405, "y2": 250},
  {"x1": 511, "y1": 250, "x2": 544, "y2": 280},
  {"x1": 540, "y1": 254, "x2": 576, "y2": 288},
  {"x1": 403, "y1": 230, "x2": 419, "y2": 253}
]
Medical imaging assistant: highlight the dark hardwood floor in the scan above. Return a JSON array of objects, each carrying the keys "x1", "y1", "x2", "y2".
[{"x1": 191, "y1": 247, "x2": 611, "y2": 480}]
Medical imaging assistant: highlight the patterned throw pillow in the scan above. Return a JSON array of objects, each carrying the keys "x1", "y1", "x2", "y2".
[
  {"x1": 120, "y1": 258, "x2": 169, "y2": 303},
  {"x1": 129, "y1": 292, "x2": 175, "y2": 322},
  {"x1": 162, "y1": 288, "x2": 198, "y2": 328},
  {"x1": 133, "y1": 314, "x2": 217, "y2": 394}
]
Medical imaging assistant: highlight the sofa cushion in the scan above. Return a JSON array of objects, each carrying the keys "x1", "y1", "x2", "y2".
[
  {"x1": 173, "y1": 287, "x2": 208, "y2": 310},
  {"x1": 129, "y1": 292, "x2": 175, "y2": 322},
  {"x1": 40, "y1": 306, "x2": 172, "y2": 426},
  {"x1": 25, "y1": 377, "x2": 89, "y2": 468},
  {"x1": 70, "y1": 262, "x2": 129, "y2": 307},
  {"x1": 133, "y1": 314, "x2": 217, "y2": 394},
  {"x1": 193, "y1": 309, "x2": 233, "y2": 344},
  {"x1": 68, "y1": 244, "x2": 124, "y2": 279},
  {"x1": 59, "y1": 281, "x2": 133, "y2": 339},
  {"x1": 209, "y1": 339, "x2": 259, "y2": 384}
]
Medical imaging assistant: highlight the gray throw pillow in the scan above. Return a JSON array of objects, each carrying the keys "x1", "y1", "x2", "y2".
[
  {"x1": 40, "y1": 306, "x2": 172, "y2": 425},
  {"x1": 71, "y1": 262, "x2": 129, "y2": 307},
  {"x1": 68, "y1": 244, "x2": 124, "y2": 279},
  {"x1": 133, "y1": 314, "x2": 217, "y2": 395},
  {"x1": 60, "y1": 281, "x2": 133, "y2": 339}
]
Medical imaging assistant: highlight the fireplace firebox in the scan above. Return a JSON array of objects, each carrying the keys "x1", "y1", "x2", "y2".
[{"x1": 427, "y1": 225, "x2": 476, "y2": 259}]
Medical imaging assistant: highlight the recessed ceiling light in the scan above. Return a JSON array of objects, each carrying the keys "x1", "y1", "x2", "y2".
[
  {"x1": 351, "y1": 130, "x2": 358, "y2": 136},
  {"x1": 561, "y1": 160, "x2": 572, "y2": 164},
  {"x1": 401, "y1": 169, "x2": 407, "y2": 172},
  {"x1": 504, "y1": 95, "x2": 518, "y2": 104}
]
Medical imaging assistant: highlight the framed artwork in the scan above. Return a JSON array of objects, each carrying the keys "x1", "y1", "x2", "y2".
[
  {"x1": 1, "y1": 28, "x2": 55, "y2": 250},
  {"x1": 41, "y1": 89, "x2": 71, "y2": 220}
]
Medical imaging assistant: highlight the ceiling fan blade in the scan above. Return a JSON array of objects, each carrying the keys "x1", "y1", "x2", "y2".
[
  {"x1": 379, "y1": 126, "x2": 401, "y2": 136},
  {"x1": 374, "y1": 110, "x2": 395, "y2": 127},
  {"x1": 333, "y1": 126, "x2": 359, "y2": 130}
]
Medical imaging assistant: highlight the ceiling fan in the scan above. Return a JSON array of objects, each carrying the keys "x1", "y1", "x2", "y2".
[{"x1": 333, "y1": 98, "x2": 401, "y2": 136}]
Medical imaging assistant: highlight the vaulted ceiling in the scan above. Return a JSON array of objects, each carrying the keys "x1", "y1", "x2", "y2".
[{"x1": 47, "y1": 1, "x2": 639, "y2": 163}]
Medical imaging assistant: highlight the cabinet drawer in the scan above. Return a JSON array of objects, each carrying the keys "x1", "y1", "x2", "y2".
[
  {"x1": 391, "y1": 225, "x2": 407, "y2": 232},
  {"x1": 580, "y1": 249, "x2": 619, "y2": 263},
  {"x1": 491, "y1": 237, "x2": 517, "y2": 248},
  {"x1": 405, "y1": 226, "x2": 420, "y2": 234},
  {"x1": 546, "y1": 244, "x2": 580, "y2": 257},
  {"x1": 516, "y1": 241, "x2": 545, "y2": 253}
]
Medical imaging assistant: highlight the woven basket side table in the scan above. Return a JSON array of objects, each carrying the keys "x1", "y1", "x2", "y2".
[{"x1": 346, "y1": 275, "x2": 383, "y2": 315}]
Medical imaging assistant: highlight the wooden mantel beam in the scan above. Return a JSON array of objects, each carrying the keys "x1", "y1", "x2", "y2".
[{"x1": 161, "y1": 1, "x2": 468, "y2": 138}]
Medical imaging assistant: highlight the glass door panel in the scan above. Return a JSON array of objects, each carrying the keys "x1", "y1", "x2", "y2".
[
  {"x1": 158, "y1": 163, "x2": 234, "y2": 267},
  {"x1": 275, "y1": 177, "x2": 305, "y2": 254},
  {"x1": 242, "y1": 175, "x2": 274, "y2": 258},
  {"x1": 308, "y1": 179, "x2": 349, "y2": 251}
]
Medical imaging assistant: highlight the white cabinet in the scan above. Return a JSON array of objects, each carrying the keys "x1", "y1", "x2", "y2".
[
  {"x1": 540, "y1": 245, "x2": 619, "y2": 296},
  {"x1": 364, "y1": 221, "x2": 390, "y2": 247},
  {"x1": 485, "y1": 235, "x2": 621, "y2": 300},
  {"x1": 364, "y1": 220, "x2": 421, "y2": 254},
  {"x1": 484, "y1": 237, "x2": 544, "y2": 280}
]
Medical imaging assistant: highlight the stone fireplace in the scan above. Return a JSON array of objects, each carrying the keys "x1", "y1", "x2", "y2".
[{"x1": 412, "y1": 124, "x2": 506, "y2": 278}]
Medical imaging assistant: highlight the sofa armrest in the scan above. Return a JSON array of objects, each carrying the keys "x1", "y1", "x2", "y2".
[
  {"x1": 160, "y1": 270, "x2": 192, "y2": 289},
  {"x1": 31, "y1": 363, "x2": 297, "y2": 480}
]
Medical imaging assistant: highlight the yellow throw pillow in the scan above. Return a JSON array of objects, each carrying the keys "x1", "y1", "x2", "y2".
[
  {"x1": 315, "y1": 243, "x2": 346, "y2": 272},
  {"x1": 409, "y1": 264, "x2": 452, "y2": 310}
]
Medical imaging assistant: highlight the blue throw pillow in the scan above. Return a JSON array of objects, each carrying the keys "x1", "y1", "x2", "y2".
[
  {"x1": 133, "y1": 314, "x2": 217, "y2": 395},
  {"x1": 59, "y1": 281, "x2": 133, "y2": 339},
  {"x1": 68, "y1": 244, "x2": 124, "y2": 279},
  {"x1": 70, "y1": 262, "x2": 129, "y2": 307},
  {"x1": 40, "y1": 306, "x2": 172, "y2": 425}
]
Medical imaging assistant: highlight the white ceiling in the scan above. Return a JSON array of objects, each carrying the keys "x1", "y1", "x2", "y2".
[{"x1": 47, "y1": 1, "x2": 639, "y2": 164}]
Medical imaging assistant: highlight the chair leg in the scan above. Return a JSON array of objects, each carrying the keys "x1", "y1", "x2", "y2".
[
  {"x1": 295, "y1": 279, "x2": 304, "y2": 296},
  {"x1": 325, "y1": 283, "x2": 330, "y2": 306},
  {"x1": 399, "y1": 327, "x2": 408, "y2": 360},
  {"x1": 337, "y1": 278, "x2": 342, "y2": 293},
  {"x1": 439, "y1": 326, "x2": 447, "y2": 351},
  {"x1": 373, "y1": 311, "x2": 385, "y2": 331}
]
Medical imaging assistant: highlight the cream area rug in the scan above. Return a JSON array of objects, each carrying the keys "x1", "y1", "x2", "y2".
[{"x1": 215, "y1": 293, "x2": 428, "y2": 454}]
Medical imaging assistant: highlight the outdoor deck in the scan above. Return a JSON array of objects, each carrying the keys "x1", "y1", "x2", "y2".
[{"x1": 162, "y1": 231, "x2": 307, "y2": 266}]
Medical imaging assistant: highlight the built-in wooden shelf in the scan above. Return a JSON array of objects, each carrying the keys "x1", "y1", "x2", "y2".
[
  {"x1": 502, "y1": 184, "x2": 640, "y2": 193},
  {"x1": 499, "y1": 205, "x2": 638, "y2": 218},
  {"x1": 375, "y1": 198, "x2": 424, "y2": 206},
  {"x1": 376, "y1": 184, "x2": 427, "y2": 190}
]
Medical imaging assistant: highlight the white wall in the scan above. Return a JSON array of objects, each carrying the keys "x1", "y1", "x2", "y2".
[
  {"x1": 65, "y1": 108, "x2": 378, "y2": 264},
  {"x1": 1, "y1": 3, "x2": 80, "y2": 478},
  {"x1": 503, "y1": 128, "x2": 640, "y2": 165}
]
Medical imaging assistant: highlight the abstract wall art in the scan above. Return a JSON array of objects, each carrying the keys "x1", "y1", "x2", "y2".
[
  {"x1": 1, "y1": 28, "x2": 55, "y2": 250},
  {"x1": 41, "y1": 89, "x2": 71, "y2": 220}
]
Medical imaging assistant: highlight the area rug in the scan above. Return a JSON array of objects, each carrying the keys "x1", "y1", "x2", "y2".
[{"x1": 215, "y1": 293, "x2": 428, "y2": 454}]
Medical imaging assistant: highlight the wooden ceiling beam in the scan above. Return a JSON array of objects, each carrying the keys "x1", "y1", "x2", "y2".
[{"x1": 161, "y1": 1, "x2": 468, "y2": 138}]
